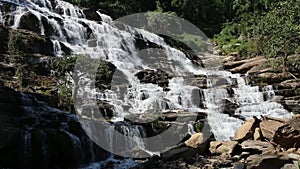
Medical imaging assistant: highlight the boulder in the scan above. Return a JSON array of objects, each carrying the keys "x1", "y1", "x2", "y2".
[
  {"x1": 246, "y1": 154, "x2": 294, "y2": 169},
  {"x1": 273, "y1": 115, "x2": 300, "y2": 149},
  {"x1": 233, "y1": 117, "x2": 259, "y2": 142},
  {"x1": 9, "y1": 29, "x2": 54, "y2": 56},
  {"x1": 229, "y1": 56, "x2": 267, "y2": 74},
  {"x1": 161, "y1": 143, "x2": 197, "y2": 163},
  {"x1": 82, "y1": 8, "x2": 102, "y2": 22},
  {"x1": 19, "y1": 12, "x2": 41, "y2": 34},
  {"x1": 241, "y1": 140, "x2": 273, "y2": 154},
  {"x1": 184, "y1": 133, "x2": 209, "y2": 154},
  {"x1": 260, "y1": 120, "x2": 284, "y2": 141},
  {"x1": 135, "y1": 69, "x2": 172, "y2": 88},
  {"x1": 209, "y1": 141, "x2": 241, "y2": 156}
]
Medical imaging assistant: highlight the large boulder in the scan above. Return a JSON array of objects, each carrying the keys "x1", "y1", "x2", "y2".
[
  {"x1": 19, "y1": 12, "x2": 41, "y2": 34},
  {"x1": 241, "y1": 140, "x2": 273, "y2": 154},
  {"x1": 184, "y1": 133, "x2": 209, "y2": 154},
  {"x1": 260, "y1": 120, "x2": 284, "y2": 141},
  {"x1": 8, "y1": 29, "x2": 54, "y2": 56},
  {"x1": 273, "y1": 115, "x2": 300, "y2": 149},
  {"x1": 233, "y1": 117, "x2": 260, "y2": 142}
]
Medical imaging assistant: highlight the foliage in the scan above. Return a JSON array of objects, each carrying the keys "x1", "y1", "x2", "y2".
[
  {"x1": 255, "y1": 0, "x2": 300, "y2": 71},
  {"x1": 213, "y1": 23, "x2": 258, "y2": 57}
]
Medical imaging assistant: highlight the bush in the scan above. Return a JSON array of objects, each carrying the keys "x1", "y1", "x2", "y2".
[{"x1": 213, "y1": 23, "x2": 258, "y2": 57}]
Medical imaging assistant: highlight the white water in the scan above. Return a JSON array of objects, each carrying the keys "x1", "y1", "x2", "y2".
[{"x1": 0, "y1": 0, "x2": 293, "y2": 165}]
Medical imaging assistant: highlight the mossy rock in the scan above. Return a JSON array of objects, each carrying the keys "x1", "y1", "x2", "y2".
[{"x1": 8, "y1": 29, "x2": 54, "y2": 56}]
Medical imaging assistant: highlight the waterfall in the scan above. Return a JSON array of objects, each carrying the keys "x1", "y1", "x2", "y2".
[{"x1": 0, "y1": 0, "x2": 293, "y2": 163}]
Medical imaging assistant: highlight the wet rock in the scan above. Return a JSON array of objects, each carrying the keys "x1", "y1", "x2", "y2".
[
  {"x1": 82, "y1": 8, "x2": 102, "y2": 22},
  {"x1": 233, "y1": 117, "x2": 260, "y2": 142},
  {"x1": 135, "y1": 69, "x2": 172, "y2": 87},
  {"x1": 45, "y1": 129, "x2": 84, "y2": 168},
  {"x1": 19, "y1": 12, "x2": 41, "y2": 34},
  {"x1": 223, "y1": 99, "x2": 239, "y2": 117}
]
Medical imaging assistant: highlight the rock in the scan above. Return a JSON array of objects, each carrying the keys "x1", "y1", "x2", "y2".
[
  {"x1": 254, "y1": 72, "x2": 293, "y2": 84},
  {"x1": 282, "y1": 96, "x2": 300, "y2": 114},
  {"x1": 19, "y1": 12, "x2": 41, "y2": 34},
  {"x1": 161, "y1": 143, "x2": 197, "y2": 162},
  {"x1": 8, "y1": 29, "x2": 54, "y2": 56},
  {"x1": 281, "y1": 161, "x2": 300, "y2": 169},
  {"x1": 253, "y1": 128, "x2": 262, "y2": 141},
  {"x1": 260, "y1": 120, "x2": 284, "y2": 141},
  {"x1": 184, "y1": 133, "x2": 209, "y2": 154},
  {"x1": 209, "y1": 141, "x2": 241, "y2": 156},
  {"x1": 45, "y1": 129, "x2": 84, "y2": 168},
  {"x1": 135, "y1": 69, "x2": 172, "y2": 88},
  {"x1": 0, "y1": 26, "x2": 9, "y2": 53},
  {"x1": 82, "y1": 8, "x2": 102, "y2": 22},
  {"x1": 226, "y1": 56, "x2": 267, "y2": 74},
  {"x1": 277, "y1": 79, "x2": 300, "y2": 90},
  {"x1": 0, "y1": 127, "x2": 20, "y2": 168},
  {"x1": 246, "y1": 154, "x2": 294, "y2": 169},
  {"x1": 233, "y1": 117, "x2": 260, "y2": 142},
  {"x1": 273, "y1": 116, "x2": 300, "y2": 149},
  {"x1": 241, "y1": 140, "x2": 273, "y2": 154}
]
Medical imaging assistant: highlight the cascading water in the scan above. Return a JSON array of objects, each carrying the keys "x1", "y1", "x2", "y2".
[{"x1": 0, "y1": 0, "x2": 293, "y2": 166}]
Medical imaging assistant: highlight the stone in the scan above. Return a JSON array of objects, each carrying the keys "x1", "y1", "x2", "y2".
[
  {"x1": 273, "y1": 116, "x2": 300, "y2": 149},
  {"x1": 230, "y1": 56, "x2": 267, "y2": 74},
  {"x1": 281, "y1": 161, "x2": 300, "y2": 169},
  {"x1": 135, "y1": 69, "x2": 172, "y2": 87},
  {"x1": 260, "y1": 120, "x2": 284, "y2": 141},
  {"x1": 161, "y1": 143, "x2": 197, "y2": 162},
  {"x1": 241, "y1": 140, "x2": 273, "y2": 154},
  {"x1": 253, "y1": 128, "x2": 261, "y2": 141},
  {"x1": 209, "y1": 141, "x2": 241, "y2": 156},
  {"x1": 233, "y1": 117, "x2": 259, "y2": 142},
  {"x1": 82, "y1": 8, "x2": 102, "y2": 22},
  {"x1": 246, "y1": 154, "x2": 295, "y2": 169},
  {"x1": 19, "y1": 12, "x2": 41, "y2": 34},
  {"x1": 9, "y1": 29, "x2": 54, "y2": 56},
  {"x1": 184, "y1": 133, "x2": 206, "y2": 149},
  {"x1": 184, "y1": 133, "x2": 210, "y2": 155}
]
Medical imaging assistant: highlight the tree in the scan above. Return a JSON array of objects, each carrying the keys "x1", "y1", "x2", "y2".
[{"x1": 255, "y1": 0, "x2": 300, "y2": 71}]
